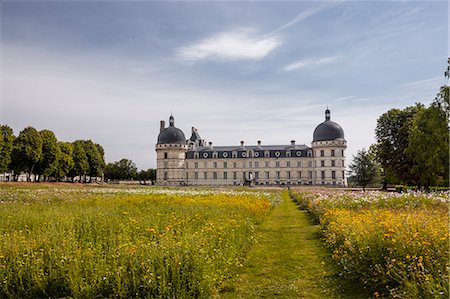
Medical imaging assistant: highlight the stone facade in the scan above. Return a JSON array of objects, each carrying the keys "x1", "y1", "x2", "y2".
[{"x1": 156, "y1": 110, "x2": 347, "y2": 186}]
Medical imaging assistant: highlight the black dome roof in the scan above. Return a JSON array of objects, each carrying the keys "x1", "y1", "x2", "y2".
[
  {"x1": 313, "y1": 109, "x2": 345, "y2": 141},
  {"x1": 157, "y1": 115, "x2": 186, "y2": 145}
]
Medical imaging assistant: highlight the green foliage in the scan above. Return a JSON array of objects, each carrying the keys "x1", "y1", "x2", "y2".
[
  {"x1": 0, "y1": 125, "x2": 14, "y2": 173},
  {"x1": 406, "y1": 104, "x2": 449, "y2": 188},
  {"x1": 82, "y1": 140, "x2": 105, "y2": 178},
  {"x1": 374, "y1": 104, "x2": 424, "y2": 185},
  {"x1": 35, "y1": 130, "x2": 60, "y2": 178},
  {"x1": 11, "y1": 127, "x2": 43, "y2": 178},
  {"x1": 53, "y1": 142, "x2": 74, "y2": 179},
  {"x1": 348, "y1": 148, "x2": 380, "y2": 191},
  {"x1": 71, "y1": 140, "x2": 89, "y2": 178},
  {"x1": 138, "y1": 168, "x2": 156, "y2": 182},
  {"x1": 105, "y1": 159, "x2": 138, "y2": 180}
]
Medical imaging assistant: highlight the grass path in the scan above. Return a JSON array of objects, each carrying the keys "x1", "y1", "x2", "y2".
[{"x1": 219, "y1": 191, "x2": 342, "y2": 298}]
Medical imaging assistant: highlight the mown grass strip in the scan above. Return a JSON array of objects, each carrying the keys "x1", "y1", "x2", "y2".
[{"x1": 220, "y1": 190, "x2": 344, "y2": 298}]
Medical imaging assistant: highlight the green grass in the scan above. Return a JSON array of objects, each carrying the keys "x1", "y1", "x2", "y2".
[
  {"x1": 220, "y1": 190, "x2": 364, "y2": 298},
  {"x1": 0, "y1": 186, "x2": 273, "y2": 298}
]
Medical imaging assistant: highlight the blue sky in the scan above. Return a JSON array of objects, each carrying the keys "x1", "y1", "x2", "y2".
[{"x1": 1, "y1": 1, "x2": 447, "y2": 169}]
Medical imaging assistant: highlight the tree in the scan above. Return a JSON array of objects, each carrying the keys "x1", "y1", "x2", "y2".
[
  {"x1": 406, "y1": 94, "x2": 449, "y2": 189},
  {"x1": 0, "y1": 125, "x2": 14, "y2": 174},
  {"x1": 53, "y1": 142, "x2": 74, "y2": 180},
  {"x1": 137, "y1": 168, "x2": 156, "y2": 184},
  {"x1": 70, "y1": 140, "x2": 89, "y2": 182},
  {"x1": 82, "y1": 140, "x2": 105, "y2": 182},
  {"x1": 348, "y1": 148, "x2": 380, "y2": 191},
  {"x1": 104, "y1": 159, "x2": 137, "y2": 181},
  {"x1": 35, "y1": 130, "x2": 60, "y2": 181},
  {"x1": 11, "y1": 127, "x2": 43, "y2": 181},
  {"x1": 374, "y1": 104, "x2": 424, "y2": 185}
]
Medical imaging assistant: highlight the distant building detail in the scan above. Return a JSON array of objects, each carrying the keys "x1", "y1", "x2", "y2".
[{"x1": 156, "y1": 109, "x2": 347, "y2": 186}]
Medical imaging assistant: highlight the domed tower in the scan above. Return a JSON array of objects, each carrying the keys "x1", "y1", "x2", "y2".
[
  {"x1": 311, "y1": 109, "x2": 347, "y2": 186},
  {"x1": 156, "y1": 115, "x2": 187, "y2": 185}
]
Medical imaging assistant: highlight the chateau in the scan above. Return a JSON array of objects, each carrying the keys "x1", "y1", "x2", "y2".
[{"x1": 156, "y1": 109, "x2": 347, "y2": 186}]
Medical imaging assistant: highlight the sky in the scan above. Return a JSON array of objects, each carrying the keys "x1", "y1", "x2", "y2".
[{"x1": 1, "y1": 1, "x2": 448, "y2": 170}]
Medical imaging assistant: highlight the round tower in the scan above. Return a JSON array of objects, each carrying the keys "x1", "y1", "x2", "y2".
[
  {"x1": 155, "y1": 115, "x2": 187, "y2": 185},
  {"x1": 311, "y1": 109, "x2": 347, "y2": 186}
]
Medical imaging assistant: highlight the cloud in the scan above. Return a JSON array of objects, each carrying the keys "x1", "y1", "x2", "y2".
[
  {"x1": 175, "y1": 28, "x2": 282, "y2": 64},
  {"x1": 282, "y1": 56, "x2": 338, "y2": 72},
  {"x1": 269, "y1": 1, "x2": 343, "y2": 35}
]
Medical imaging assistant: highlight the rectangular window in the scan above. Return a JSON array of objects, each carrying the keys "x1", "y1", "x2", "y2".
[
  {"x1": 332, "y1": 171, "x2": 336, "y2": 179},
  {"x1": 298, "y1": 171, "x2": 301, "y2": 179},
  {"x1": 164, "y1": 161, "x2": 168, "y2": 168},
  {"x1": 308, "y1": 171, "x2": 313, "y2": 179},
  {"x1": 233, "y1": 172, "x2": 237, "y2": 180},
  {"x1": 321, "y1": 171, "x2": 325, "y2": 179},
  {"x1": 223, "y1": 172, "x2": 228, "y2": 180},
  {"x1": 164, "y1": 152, "x2": 168, "y2": 159},
  {"x1": 286, "y1": 161, "x2": 290, "y2": 167},
  {"x1": 276, "y1": 161, "x2": 280, "y2": 168},
  {"x1": 213, "y1": 172, "x2": 217, "y2": 180},
  {"x1": 242, "y1": 162, "x2": 246, "y2": 168},
  {"x1": 186, "y1": 173, "x2": 188, "y2": 180},
  {"x1": 342, "y1": 171, "x2": 345, "y2": 179},
  {"x1": 297, "y1": 161, "x2": 301, "y2": 167},
  {"x1": 287, "y1": 171, "x2": 291, "y2": 179},
  {"x1": 320, "y1": 150, "x2": 324, "y2": 157},
  {"x1": 341, "y1": 150, "x2": 344, "y2": 156},
  {"x1": 276, "y1": 171, "x2": 280, "y2": 180},
  {"x1": 342, "y1": 160, "x2": 345, "y2": 167},
  {"x1": 195, "y1": 162, "x2": 198, "y2": 169},
  {"x1": 223, "y1": 162, "x2": 227, "y2": 168},
  {"x1": 186, "y1": 163, "x2": 188, "y2": 169},
  {"x1": 331, "y1": 160, "x2": 335, "y2": 167},
  {"x1": 195, "y1": 172, "x2": 198, "y2": 180},
  {"x1": 204, "y1": 172, "x2": 207, "y2": 180},
  {"x1": 213, "y1": 162, "x2": 217, "y2": 168},
  {"x1": 233, "y1": 162, "x2": 237, "y2": 168},
  {"x1": 255, "y1": 171, "x2": 259, "y2": 179},
  {"x1": 308, "y1": 161, "x2": 312, "y2": 168},
  {"x1": 243, "y1": 172, "x2": 246, "y2": 179},
  {"x1": 266, "y1": 172, "x2": 270, "y2": 179},
  {"x1": 265, "y1": 161, "x2": 269, "y2": 168},
  {"x1": 164, "y1": 172, "x2": 168, "y2": 180},
  {"x1": 255, "y1": 161, "x2": 259, "y2": 168},
  {"x1": 321, "y1": 160, "x2": 325, "y2": 167},
  {"x1": 249, "y1": 162, "x2": 252, "y2": 168},
  {"x1": 204, "y1": 162, "x2": 208, "y2": 168},
  {"x1": 331, "y1": 150, "x2": 335, "y2": 157}
]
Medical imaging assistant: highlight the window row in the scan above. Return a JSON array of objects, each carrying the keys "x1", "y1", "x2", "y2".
[
  {"x1": 182, "y1": 171, "x2": 315, "y2": 180},
  {"x1": 185, "y1": 160, "x2": 316, "y2": 169},
  {"x1": 317, "y1": 149, "x2": 345, "y2": 157}
]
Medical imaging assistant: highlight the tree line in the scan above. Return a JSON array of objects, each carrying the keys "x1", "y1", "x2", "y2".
[
  {"x1": 0, "y1": 126, "x2": 105, "y2": 182},
  {"x1": 0, "y1": 126, "x2": 156, "y2": 183},
  {"x1": 349, "y1": 83, "x2": 449, "y2": 190}
]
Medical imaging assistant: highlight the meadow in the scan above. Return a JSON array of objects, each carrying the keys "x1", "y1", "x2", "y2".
[
  {"x1": 0, "y1": 184, "x2": 275, "y2": 298},
  {"x1": 291, "y1": 189, "x2": 449, "y2": 298}
]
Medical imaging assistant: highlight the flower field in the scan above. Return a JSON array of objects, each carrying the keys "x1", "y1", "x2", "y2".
[
  {"x1": 291, "y1": 189, "x2": 449, "y2": 298},
  {"x1": 0, "y1": 185, "x2": 275, "y2": 298}
]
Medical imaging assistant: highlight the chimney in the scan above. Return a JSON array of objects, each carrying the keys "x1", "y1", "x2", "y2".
[
  {"x1": 291, "y1": 140, "x2": 295, "y2": 147},
  {"x1": 160, "y1": 120, "x2": 165, "y2": 131},
  {"x1": 257, "y1": 140, "x2": 261, "y2": 147},
  {"x1": 240, "y1": 140, "x2": 245, "y2": 149}
]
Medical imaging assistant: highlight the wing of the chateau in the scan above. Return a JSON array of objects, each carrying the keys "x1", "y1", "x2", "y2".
[{"x1": 155, "y1": 109, "x2": 347, "y2": 186}]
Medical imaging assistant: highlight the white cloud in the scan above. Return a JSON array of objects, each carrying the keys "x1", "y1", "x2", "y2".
[
  {"x1": 283, "y1": 56, "x2": 338, "y2": 71},
  {"x1": 175, "y1": 28, "x2": 282, "y2": 64}
]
